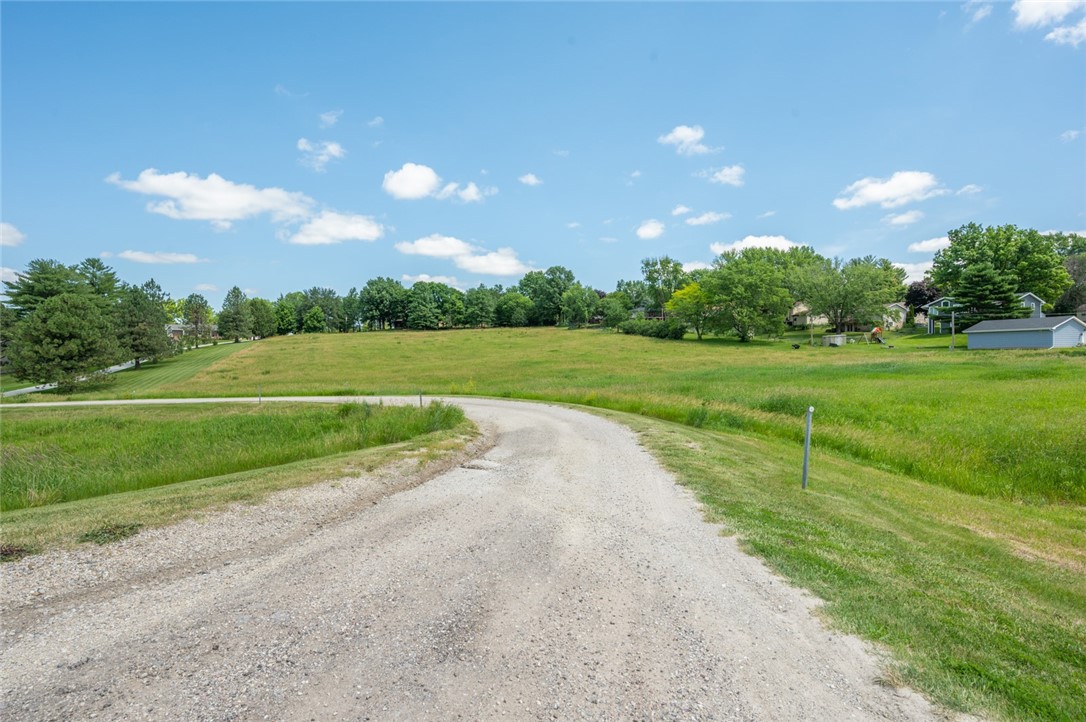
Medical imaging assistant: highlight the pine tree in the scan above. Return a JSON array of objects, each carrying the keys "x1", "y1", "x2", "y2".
[
  {"x1": 218, "y1": 286, "x2": 252, "y2": 342},
  {"x1": 945, "y1": 262, "x2": 1029, "y2": 329}
]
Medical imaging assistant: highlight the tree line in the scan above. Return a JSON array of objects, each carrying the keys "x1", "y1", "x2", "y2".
[{"x1": 2, "y1": 223, "x2": 1082, "y2": 389}]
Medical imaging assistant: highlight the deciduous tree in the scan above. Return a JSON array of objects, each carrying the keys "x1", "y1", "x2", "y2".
[{"x1": 665, "y1": 282, "x2": 714, "y2": 340}]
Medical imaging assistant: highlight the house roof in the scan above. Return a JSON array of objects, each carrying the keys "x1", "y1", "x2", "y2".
[
  {"x1": 963, "y1": 316, "x2": 1086, "y2": 334},
  {"x1": 923, "y1": 292, "x2": 1046, "y2": 310}
]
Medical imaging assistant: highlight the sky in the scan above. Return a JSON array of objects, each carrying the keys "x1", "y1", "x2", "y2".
[{"x1": 2, "y1": 1, "x2": 1084, "y2": 307}]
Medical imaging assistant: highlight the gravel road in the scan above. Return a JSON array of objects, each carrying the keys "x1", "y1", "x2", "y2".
[{"x1": 1, "y1": 397, "x2": 938, "y2": 720}]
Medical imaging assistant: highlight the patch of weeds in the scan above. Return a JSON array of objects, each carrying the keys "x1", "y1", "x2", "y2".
[
  {"x1": 1, "y1": 543, "x2": 36, "y2": 562},
  {"x1": 686, "y1": 404, "x2": 710, "y2": 428},
  {"x1": 78, "y1": 522, "x2": 144, "y2": 545}
]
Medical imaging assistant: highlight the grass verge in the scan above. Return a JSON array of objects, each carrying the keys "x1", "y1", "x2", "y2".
[
  {"x1": 0, "y1": 401, "x2": 465, "y2": 511},
  {"x1": 594, "y1": 408, "x2": 1085, "y2": 722},
  {"x1": 0, "y1": 414, "x2": 474, "y2": 555}
]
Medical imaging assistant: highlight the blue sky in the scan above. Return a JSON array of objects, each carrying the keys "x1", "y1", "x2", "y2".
[{"x1": 2, "y1": 1, "x2": 1084, "y2": 306}]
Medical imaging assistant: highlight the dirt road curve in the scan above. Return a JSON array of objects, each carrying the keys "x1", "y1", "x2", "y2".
[{"x1": 2, "y1": 397, "x2": 936, "y2": 721}]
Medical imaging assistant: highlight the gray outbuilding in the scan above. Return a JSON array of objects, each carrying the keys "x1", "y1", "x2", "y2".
[{"x1": 963, "y1": 316, "x2": 1086, "y2": 349}]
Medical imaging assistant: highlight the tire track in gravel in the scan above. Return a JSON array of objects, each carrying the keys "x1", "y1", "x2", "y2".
[{"x1": 1, "y1": 397, "x2": 940, "y2": 721}]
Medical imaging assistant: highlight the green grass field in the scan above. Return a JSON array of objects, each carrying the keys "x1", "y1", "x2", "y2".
[
  {"x1": 0, "y1": 401, "x2": 463, "y2": 511},
  {"x1": 5, "y1": 327, "x2": 1084, "y2": 720},
  {"x1": 48, "y1": 327, "x2": 1085, "y2": 504}
]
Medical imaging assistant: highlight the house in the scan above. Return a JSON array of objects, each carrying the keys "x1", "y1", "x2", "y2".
[
  {"x1": 785, "y1": 302, "x2": 828, "y2": 328},
  {"x1": 923, "y1": 293, "x2": 1044, "y2": 334},
  {"x1": 963, "y1": 316, "x2": 1086, "y2": 349},
  {"x1": 883, "y1": 302, "x2": 907, "y2": 330},
  {"x1": 165, "y1": 323, "x2": 220, "y2": 341}
]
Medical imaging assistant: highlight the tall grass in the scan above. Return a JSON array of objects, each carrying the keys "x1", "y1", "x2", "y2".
[
  {"x1": 54, "y1": 328, "x2": 1083, "y2": 504},
  {"x1": 0, "y1": 401, "x2": 463, "y2": 510}
]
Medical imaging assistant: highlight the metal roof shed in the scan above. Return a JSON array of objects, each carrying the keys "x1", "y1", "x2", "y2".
[{"x1": 963, "y1": 316, "x2": 1086, "y2": 349}]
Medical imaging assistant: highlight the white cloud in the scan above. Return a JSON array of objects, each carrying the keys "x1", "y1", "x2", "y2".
[
  {"x1": 382, "y1": 163, "x2": 442, "y2": 200},
  {"x1": 710, "y1": 235, "x2": 799, "y2": 255},
  {"x1": 1042, "y1": 229, "x2": 1086, "y2": 236},
  {"x1": 553, "y1": 149, "x2": 570, "y2": 158},
  {"x1": 297, "y1": 138, "x2": 346, "y2": 172},
  {"x1": 636, "y1": 219, "x2": 665, "y2": 240},
  {"x1": 682, "y1": 261, "x2": 712, "y2": 272},
  {"x1": 698, "y1": 165, "x2": 746, "y2": 186},
  {"x1": 1, "y1": 222, "x2": 26, "y2": 247},
  {"x1": 274, "y1": 84, "x2": 308, "y2": 98},
  {"x1": 382, "y1": 164, "x2": 492, "y2": 202},
  {"x1": 957, "y1": 184, "x2": 983, "y2": 195},
  {"x1": 833, "y1": 171, "x2": 947, "y2": 209},
  {"x1": 518, "y1": 173, "x2": 543, "y2": 186},
  {"x1": 117, "y1": 250, "x2": 206, "y2": 264},
  {"x1": 686, "y1": 211, "x2": 731, "y2": 226},
  {"x1": 454, "y1": 247, "x2": 531, "y2": 275},
  {"x1": 599, "y1": 236, "x2": 619, "y2": 244},
  {"x1": 1, "y1": 266, "x2": 19, "y2": 284},
  {"x1": 671, "y1": 205, "x2": 692, "y2": 216},
  {"x1": 567, "y1": 222, "x2": 581, "y2": 229},
  {"x1": 286, "y1": 210, "x2": 383, "y2": 245},
  {"x1": 883, "y1": 210, "x2": 925, "y2": 226},
  {"x1": 1045, "y1": 18, "x2": 1086, "y2": 45},
  {"x1": 395, "y1": 234, "x2": 530, "y2": 276},
  {"x1": 1061, "y1": 129, "x2": 1082, "y2": 142},
  {"x1": 907, "y1": 236, "x2": 951, "y2": 253},
  {"x1": 963, "y1": 1, "x2": 993, "y2": 25},
  {"x1": 194, "y1": 283, "x2": 219, "y2": 292},
  {"x1": 395, "y1": 234, "x2": 476, "y2": 258},
  {"x1": 1012, "y1": 0, "x2": 1086, "y2": 28},
  {"x1": 319, "y1": 110, "x2": 343, "y2": 128},
  {"x1": 368, "y1": 116, "x2": 384, "y2": 127},
  {"x1": 630, "y1": 170, "x2": 642, "y2": 178},
  {"x1": 658, "y1": 125, "x2": 716, "y2": 156},
  {"x1": 107, "y1": 169, "x2": 314, "y2": 228},
  {"x1": 402, "y1": 273, "x2": 463, "y2": 289},
  {"x1": 893, "y1": 261, "x2": 933, "y2": 283},
  {"x1": 757, "y1": 210, "x2": 777, "y2": 219},
  {"x1": 1012, "y1": 1, "x2": 1086, "y2": 45}
]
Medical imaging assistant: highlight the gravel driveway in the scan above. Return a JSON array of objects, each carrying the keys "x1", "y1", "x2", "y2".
[{"x1": 1, "y1": 397, "x2": 937, "y2": 720}]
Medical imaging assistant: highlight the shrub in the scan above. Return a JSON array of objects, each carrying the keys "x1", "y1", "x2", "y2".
[{"x1": 617, "y1": 318, "x2": 687, "y2": 340}]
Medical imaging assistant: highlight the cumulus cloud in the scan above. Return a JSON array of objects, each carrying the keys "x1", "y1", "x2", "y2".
[
  {"x1": 1061, "y1": 129, "x2": 1082, "y2": 142},
  {"x1": 658, "y1": 125, "x2": 716, "y2": 156},
  {"x1": 686, "y1": 211, "x2": 731, "y2": 226},
  {"x1": 1, "y1": 266, "x2": 19, "y2": 284},
  {"x1": 682, "y1": 261, "x2": 712, "y2": 272},
  {"x1": 1012, "y1": 0, "x2": 1086, "y2": 45},
  {"x1": 383, "y1": 163, "x2": 442, "y2": 199},
  {"x1": 319, "y1": 110, "x2": 343, "y2": 128},
  {"x1": 957, "y1": 184, "x2": 983, "y2": 194},
  {"x1": 117, "y1": 250, "x2": 206, "y2": 264},
  {"x1": 636, "y1": 219, "x2": 665, "y2": 240},
  {"x1": 194, "y1": 283, "x2": 219, "y2": 292},
  {"x1": 285, "y1": 210, "x2": 383, "y2": 245},
  {"x1": 907, "y1": 236, "x2": 951, "y2": 253},
  {"x1": 1, "y1": 222, "x2": 26, "y2": 247},
  {"x1": 883, "y1": 210, "x2": 925, "y2": 226},
  {"x1": 518, "y1": 173, "x2": 543, "y2": 186},
  {"x1": 395, "y1": 234, "x2": 531, "y2": 276},
  {"x1": 893, "y1": 261, "x2": 933, "y2": 283},
  {"x1": 383, "y1": 163, "x2": 492, "y2": 202},
  {"x1": 698, "y1": 165, "x2": 745, "y2": 186},
  {"x1": 107, "y1": 169, "x2": 314, "y2": 228},
  {"x1": 833, "y1": 171, "x2": 947, "y2": 209},
  {"x1": 368, "y1": 116, "x2": 384, "y2": 127},
  {"x1": 671, "y1": 205, "x2": 692, "y2": 216},
  {"x1": 710, "y1": 235, "x2": 799, "y2": 255},
  {"x1": 402, "y1": 273, "x2": 464, "y2": 289},
  {"x1": 297, "y1": 138, "x2": 346, "y2": 172}
]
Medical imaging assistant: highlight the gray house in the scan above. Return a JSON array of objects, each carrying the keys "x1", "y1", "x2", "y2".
[
  {"x1": 963, "y1": 316, "x2": 1086, "y2": 349},
  {"x1": 923, "y1": 292, "x2": 1044, "y2": 334}
]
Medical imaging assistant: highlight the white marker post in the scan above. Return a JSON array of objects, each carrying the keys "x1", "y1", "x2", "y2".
[{"x1": 802, "y1": 406, "x2": 814, "y2": 490}]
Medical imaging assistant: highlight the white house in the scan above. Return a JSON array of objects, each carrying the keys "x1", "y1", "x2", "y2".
[
  {"x1": 963, "y1": 316, "x2": 1086, "y2": 349},
  {"x1": 923, "y1": 292, "x2": 1044, "y2": 334}
]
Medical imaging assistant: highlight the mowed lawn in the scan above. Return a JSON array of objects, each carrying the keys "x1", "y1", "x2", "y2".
[{"x1": 62, "y1": 327, "x2": 1086, "y2": 505}]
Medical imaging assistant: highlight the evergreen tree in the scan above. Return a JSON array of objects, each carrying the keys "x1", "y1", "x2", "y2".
[
  {"x1": 116, "y1": 281, "x2": 172, "y2": 368},
  {"x1": 218, "y1": 286, "x2": 252, "y2": 342},
  {"x1": 3, "y1": 259, "x2": 90, "y2": 319},
  {"x1": 944, "y1": 262, "x2": 1029, "y2": 329},
  {"x1": 248, "y1": 298, "x2": 277, "y2": 338},
  {"x1": 7, "y1": 293, "x2": 121, "y2": 389},
  {"x1": 183, "y1": 293, "x2": 212, "y2": 342}
]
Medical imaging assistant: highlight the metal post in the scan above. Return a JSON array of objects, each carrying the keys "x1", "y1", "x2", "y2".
[
  {"x1": 419, "y1": 391, "x2": 423, "y2": 408},
  {"x1": 802, "y1": 406, "x2": 814, "y2": 489}
]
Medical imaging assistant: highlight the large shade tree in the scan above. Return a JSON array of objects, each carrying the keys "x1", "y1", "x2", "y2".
[{"x1": 800, "y1": 256, "x2": 902, "y2": 331}]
